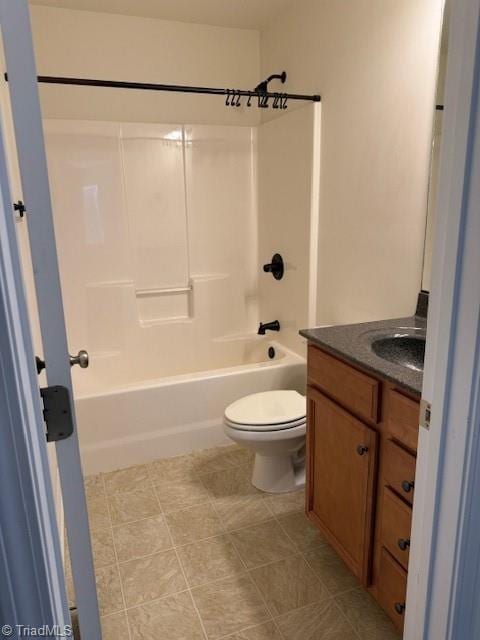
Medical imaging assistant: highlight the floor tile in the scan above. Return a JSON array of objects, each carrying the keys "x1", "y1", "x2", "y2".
[
  {"x1": 278, "y1": 513, "x2": 326, "y2": 552},
  {"x1": 65, "y1": 571, "x2": 75, "y2": 609},
  {"x1": 77, "y1": 445, "x2": 392, "y2": 640},
  {"x1": 193, "y1": 445, "x2": 253, "y2": 476},
  {"x1": 303, "y1": 543, "x2": 359, "y2": 595},
  {"x1": 154, "y1": 476, "x2": 210, "y2": 513},
  {"x1": 95, "y1": 564, "x2": 124, "y2": 615},
  {"x1": 201, "y1": 465, "x2": 258, "y2": 503},
  {"x1": 101, "y1": 611, "x2": 129, "y2": 640},
  {"x1": 250, "y1": 555, "x2": 329, "y2": 617},
  {"x1": 177, "y1": 534, "x2": 244, "y2": 587},
  {"x1": 86, "y1": 494, "x2": 111, "y2": 531},
  {"x1": 63, "y1": 533, "x2": 72, "y2": 576},
  {"x1": 336, "y1": 588, "x2": 401, "y2": 640},
  {"x1": 84, "y1": 473, "x2": 105, "y2": 500},
  {"x1": 128, "y1": 591, "x2": 205, "y2": 640},
  {"x1": 230, "y1": 519, "x2": 294, "y2": 569},
  {"x1": 119, "y1": 549, "x2": 186, "y2": 608},
  {"x1": 90, "y1": 527, "x2": 116, "y2": 569},
  {"x1": 191, "y1": 574, "x2": 270, "y2": 640},
  {"x1": 263, "y1": 490, "x2": 305, "y2": 518},
  {"x1": 165, "y1": 503, "x2": 224, "y2": 546},
  {"x1": 113, "y1": 515, "x2": 172, "y2": 562},
  {"x1": 214, "y1": 495, "x2": 273, "y2": 532},
  {"x1": 225, "y1": 621, "x2": 282, "y2": 639},
  {"x1": 107, "y1": 486, "x2": 160, "y2": 525},
  {"x1": 148, "y1": 453, "x2": 199, "y2": 483},
  {"x1": 275, "y1": 600, "x2": 356, "y2": 640},
  {"x1": 103, "y1": 464, "x2": 149, "y2": 495}
]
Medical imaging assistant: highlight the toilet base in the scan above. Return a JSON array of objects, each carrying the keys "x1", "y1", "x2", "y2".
[
  {"x1": 252, "y1": 452, "x2": 305, "y2": 493},
  {"x1": 223, "y1": 419, "x2": 306, "y2": 494}
]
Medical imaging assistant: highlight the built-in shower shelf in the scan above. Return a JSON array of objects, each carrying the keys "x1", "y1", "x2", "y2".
[
  {"x1": 135, "y1": 283, "x2": 192, "y2": 324},
  {"x1": 135, "y1": 285, "x2": 193, "y2": 298}
]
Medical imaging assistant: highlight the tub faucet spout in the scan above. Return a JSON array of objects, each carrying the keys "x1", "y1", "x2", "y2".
[{"x1": 258, "y1": 320, "x2": 280, "y2": 335}]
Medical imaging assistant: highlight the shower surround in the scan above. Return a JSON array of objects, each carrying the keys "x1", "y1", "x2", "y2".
[{"x1": 45, "y1": 120, "x2": 258, "y2": 382}]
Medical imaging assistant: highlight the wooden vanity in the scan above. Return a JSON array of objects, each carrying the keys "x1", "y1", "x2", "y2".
[{"x1": 305, "y1": 343, "x2": 419, "y2": 632}]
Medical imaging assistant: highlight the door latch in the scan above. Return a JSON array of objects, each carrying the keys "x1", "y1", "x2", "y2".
[
  {"x1": 40, "y1": 385, "x2": 74, "y2": 442},
  {"x1": 420, "y1": 399, "x2": 432, "y2": 430}
]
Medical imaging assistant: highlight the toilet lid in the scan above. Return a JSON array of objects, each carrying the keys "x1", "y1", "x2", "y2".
[{"x1": 225, "y1": 390, "x2": 306, "y2": 427}]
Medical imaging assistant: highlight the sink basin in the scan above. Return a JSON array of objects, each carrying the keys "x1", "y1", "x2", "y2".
[{"x1": 371, "y1": 335, "x2": 426, "y2": 372}]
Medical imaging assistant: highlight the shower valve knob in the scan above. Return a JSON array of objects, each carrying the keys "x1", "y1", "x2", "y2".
[
  {"x1": 263, "y1": 253, "x2": 284, "y2": 280},
  {"x1": 69, "y1": 349, "x2": 89, "y2": 369}
]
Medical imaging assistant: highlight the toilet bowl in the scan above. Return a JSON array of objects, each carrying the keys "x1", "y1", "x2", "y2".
[{"x1": 223, "y1": 390, "x2": 306, "y2": 493}]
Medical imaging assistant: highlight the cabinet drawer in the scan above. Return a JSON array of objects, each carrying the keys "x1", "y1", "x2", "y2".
[
  {"x1": 377, "y1": 547, "x2": 407, "y2": 631},
  {"x1": 380, "y1": 487, "x2": 412, "y2": 571},
  {"x1": 308, "y1": 345, "x2": 380, "y2": 423},
  {"x1": 387, "y1": 390, "x2": 420, "y2": 452},
  {"x1": 383, "y1": 440, "x2": 416, "y2": 505}
]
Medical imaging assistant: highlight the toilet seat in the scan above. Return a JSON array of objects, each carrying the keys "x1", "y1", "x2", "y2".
[
  {"x1": 224, "y1": 390, "x2": 306, "y2": 432},
  {"x1": 225, "y1": 416, "x2": 306, "y2": 432}
]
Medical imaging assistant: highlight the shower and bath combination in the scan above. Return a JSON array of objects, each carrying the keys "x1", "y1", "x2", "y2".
[{"x1": 26, "y1": 66, "x2": 320, "y2": 488}]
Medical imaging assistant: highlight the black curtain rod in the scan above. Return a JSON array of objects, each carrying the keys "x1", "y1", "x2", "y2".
[{"x1": 4, "y1": 73, "x2": 321, "y2": 103}]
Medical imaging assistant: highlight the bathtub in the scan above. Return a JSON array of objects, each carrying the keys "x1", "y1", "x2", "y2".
[{"x1": 74, "y1": 340, "x2": 306, "y2": 474}]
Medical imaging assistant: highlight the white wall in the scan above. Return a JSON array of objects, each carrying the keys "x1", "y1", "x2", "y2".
[
  {"x1": 257, "y1": 104, "x2": 320, "y2": 356},
  {"x1": 28, "y1": 1, "x2": 445, "y2": 360},
  {"x1": 29, "y1": 5, "x2": 260, "y2": 126},
  {"x1": 261, "y1": 0, "x2": 444, "y2": 324}
]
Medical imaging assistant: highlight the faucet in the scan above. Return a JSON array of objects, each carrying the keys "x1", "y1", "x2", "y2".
[{"x1": 258, "y1": 320, "x2": 281, "y2": 335}]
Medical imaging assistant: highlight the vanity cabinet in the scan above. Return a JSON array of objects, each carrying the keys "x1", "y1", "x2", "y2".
[
  {"x1": 307, "y1": 386, "x2": 377, "y2": 583},
  {"x1": 306, "y1": 343, "x2": 420, "y2": 632}
]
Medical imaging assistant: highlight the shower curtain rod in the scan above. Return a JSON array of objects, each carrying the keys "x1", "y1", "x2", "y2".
[{"x1": 3, "y1": 73, "x2": 321, "y2": 104}]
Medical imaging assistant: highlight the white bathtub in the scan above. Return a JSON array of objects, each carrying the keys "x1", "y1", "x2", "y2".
[{"x1": 74, "y1": 340, "x2": 306, "y2": 474}]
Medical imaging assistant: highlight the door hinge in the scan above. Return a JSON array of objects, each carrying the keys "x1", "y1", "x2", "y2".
[
  {"x1": 13, "y1": 200, "x2": 26, "y2": 218},
  {"x1": 420, "y1": 399, "x2": 432, "y2": 430},
  {"x1": 40, "y1": 385, "x2": 74, "y2": 442}
]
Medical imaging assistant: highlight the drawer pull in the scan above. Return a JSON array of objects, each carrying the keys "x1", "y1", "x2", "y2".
[
  {"x1": 402, "y1": 480, "x2": 414, "y2": 493},
  {"x1": 394, "y1": 602, "x2": 406, "y2": 615},
  {"x1": 356, "y1": 445, "x2": 369, "y2": 456},
  {"x1": 398, "y1": 538, "x2": 410, "y2": 551}
]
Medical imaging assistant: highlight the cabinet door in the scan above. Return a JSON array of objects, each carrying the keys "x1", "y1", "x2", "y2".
[{"x1": 307, "y1": 386, "x2": 378, "y2": 583}]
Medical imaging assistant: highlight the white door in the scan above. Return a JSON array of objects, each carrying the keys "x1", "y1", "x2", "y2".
[{"x1": 0, "y1": 2, "x2": 102, "y2": 638}]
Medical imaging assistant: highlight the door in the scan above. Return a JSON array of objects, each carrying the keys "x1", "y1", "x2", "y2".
[
  {"x1": 0, "y1": 2, "x2": 102, "y2": 638},
  {"x1": 0, "y1": 113, "x2": 71, "y2": 640},
  {"x1": 307, "y1": 386, "x2": 377, "y2": 582}
]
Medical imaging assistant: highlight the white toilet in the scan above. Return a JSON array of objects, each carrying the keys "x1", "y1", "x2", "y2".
[{"x1": 223, "y1": 390, "x2": 306, "y2": 493}]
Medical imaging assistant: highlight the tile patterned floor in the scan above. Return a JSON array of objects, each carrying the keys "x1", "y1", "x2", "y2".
[{"x1": 67, "y1": 444, "x2": 401, "y2": 640}]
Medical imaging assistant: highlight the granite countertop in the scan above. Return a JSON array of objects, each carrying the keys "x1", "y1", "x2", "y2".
[{"x1": 300, "y1": 315, "x2": 427, "y2": 396}]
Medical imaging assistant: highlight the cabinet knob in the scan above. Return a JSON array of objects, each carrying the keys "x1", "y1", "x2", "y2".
[
  {"x1": 356, "y1": 445, "x2": 368, "y2": 456},
  {"x1": 398, "y1": 537, "x2": 410, "y2": 551},
  {"x1": 394, "y1": 602, "x2": 406, "y2": 615},
  {"x1": 402, "y1": 480, "x2": 414, "y2": 493}
]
